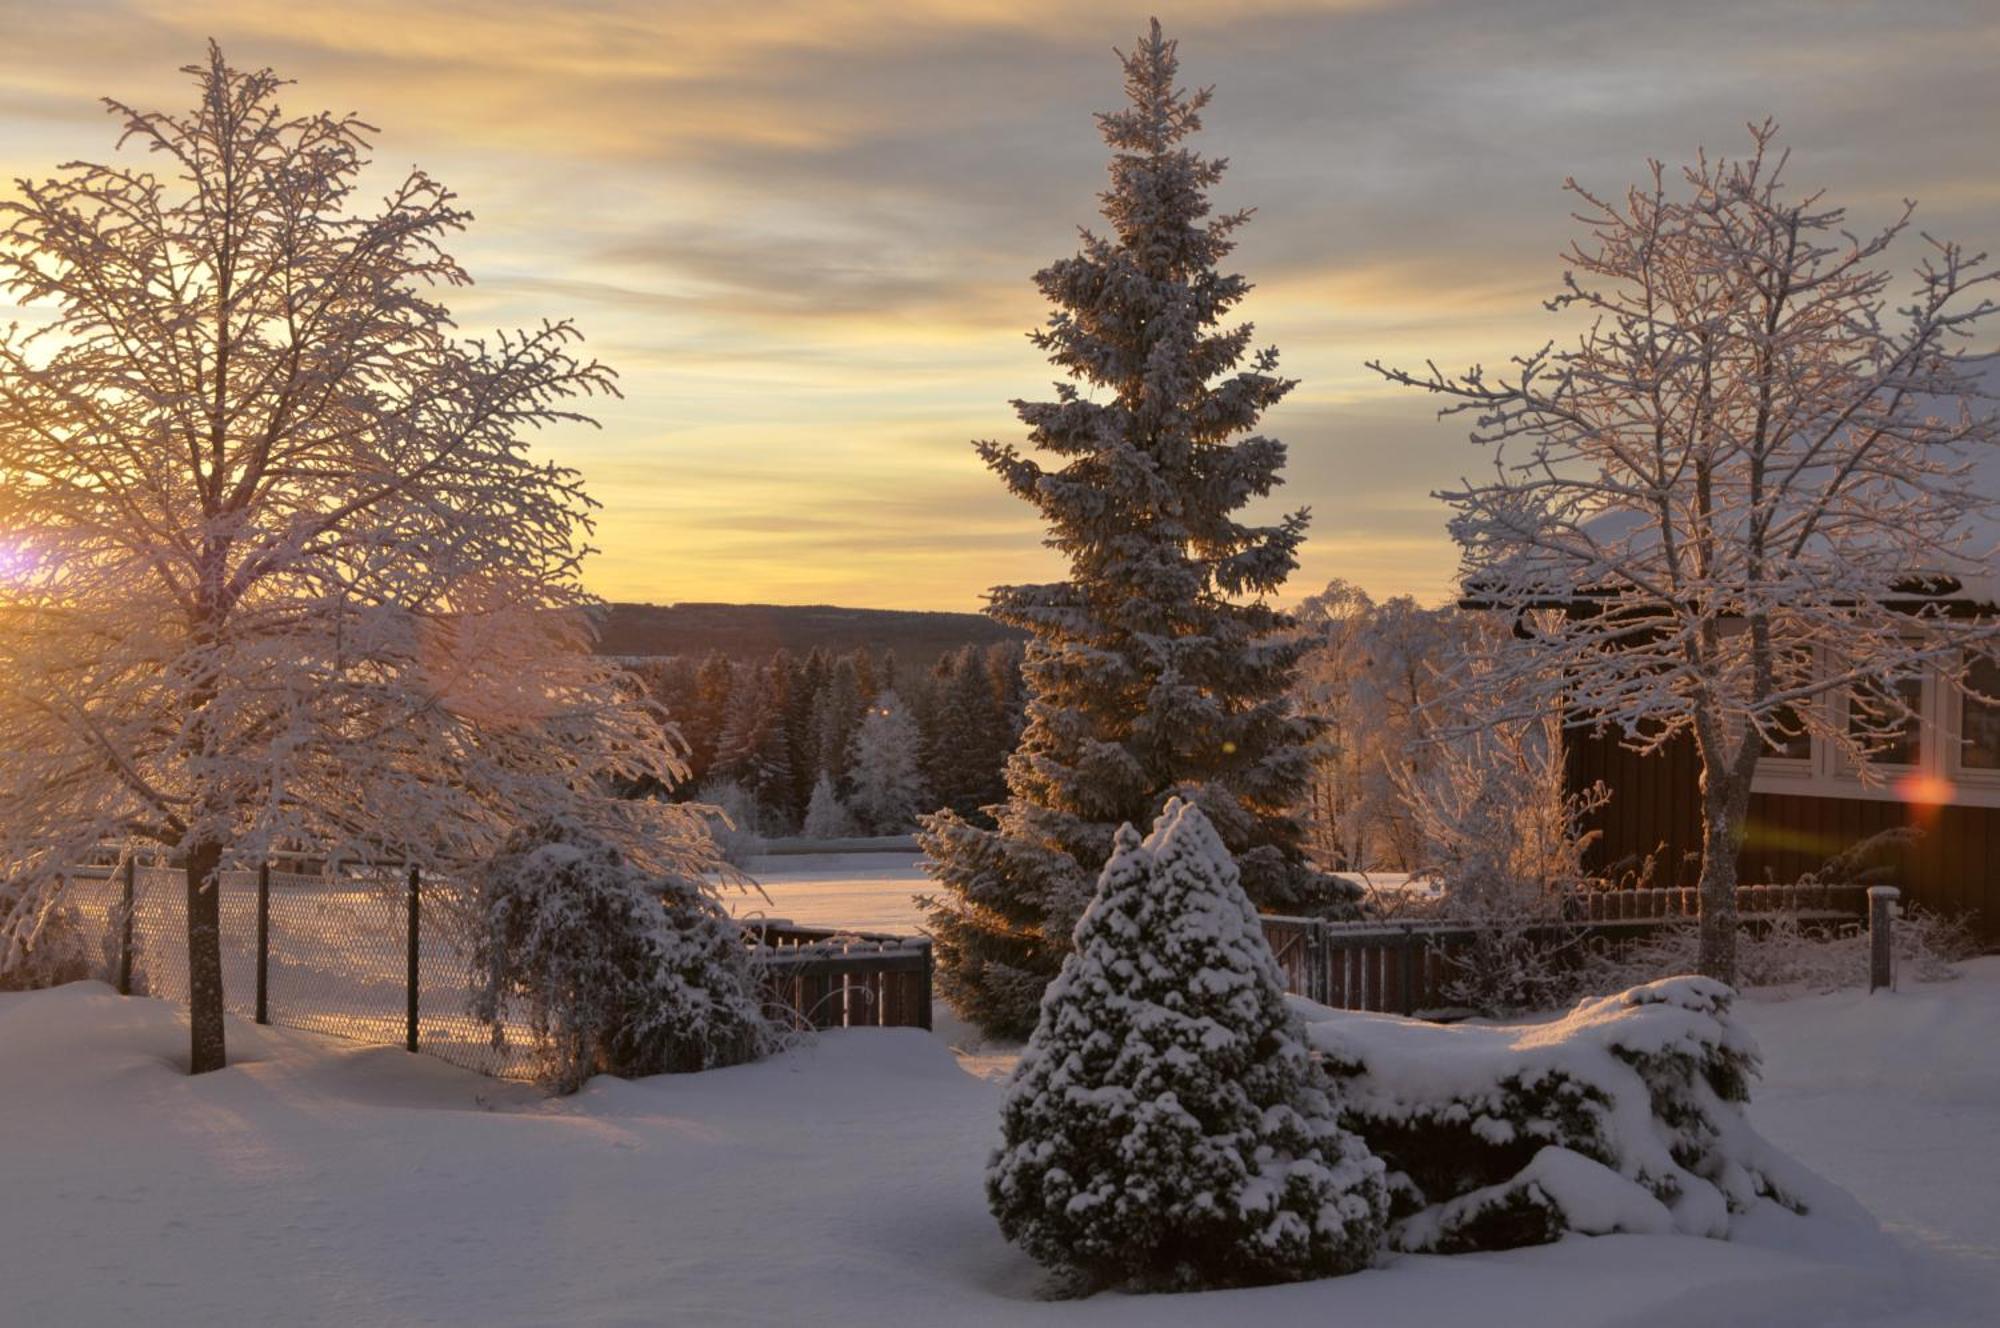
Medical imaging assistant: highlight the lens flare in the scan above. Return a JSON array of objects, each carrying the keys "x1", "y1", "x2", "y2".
[
  {"x1": 1895, "y1": 772, "x2": 1955, "y2": 807},
  {"x1": 0, "y1": 537, "x2": 35, "y2": 587}
]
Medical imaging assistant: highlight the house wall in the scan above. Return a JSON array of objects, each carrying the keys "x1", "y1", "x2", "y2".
[{"x1": 1565, "y1": 726, "x2": 2000, "y2": 945}]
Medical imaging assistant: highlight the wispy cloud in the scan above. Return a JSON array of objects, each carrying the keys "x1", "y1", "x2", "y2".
[{"x1": 4, "y1": 0, "x2": 1997, "y2": 609}]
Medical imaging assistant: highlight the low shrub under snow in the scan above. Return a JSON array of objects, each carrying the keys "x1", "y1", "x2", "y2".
[
  {"x1": 1303, "y1": 976, "x2": 1868, "y2": 1254},
  {"x1": 1583, "y1": 906, "x2": 1979, "y2": 994},
  {"x1": 0, "y1": 902, "x2": 92, "y2": 992},
  {"x1": 468, "y1": 816, "x2": 771, "y2": 1093}
]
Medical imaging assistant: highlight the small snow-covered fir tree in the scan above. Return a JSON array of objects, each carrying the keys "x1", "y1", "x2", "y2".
[
  {"x1": 847, "y1": 689, "x2": 928, "y2": 834},
  {"x1": 801, "y1": 772, "x2": 856, "y2": 839},
  {"x1": 989, "y1": 799, "x2": 1386, "y2": 1293},
  {"x1": 469, "y1": 816, "x2": 769, "y2": 1094},
  {"x1": 922, "y1": 21, "x2": 1353, "y2": 1039}
]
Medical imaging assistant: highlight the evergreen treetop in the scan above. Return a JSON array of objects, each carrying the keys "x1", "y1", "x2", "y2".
[{"x1": 921, "y1": 20, "x2": 1353, "y2": 1038}]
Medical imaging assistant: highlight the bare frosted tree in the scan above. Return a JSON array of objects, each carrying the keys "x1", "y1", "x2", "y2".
[
  {"x1": 1372, "y1": 123, "x2": 2000, "y2": 983},
  {"x1": 0, "y1": 48, "x2": 722, "y2": 1071},
  {"x1": 1291, "y1": 581, "x2": 1474, "y2": 871}
]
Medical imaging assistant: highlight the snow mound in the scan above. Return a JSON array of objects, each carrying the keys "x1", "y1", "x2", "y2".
[{"x1": 1300, "y1": 977, "x2": 1874, "y2": 1253}]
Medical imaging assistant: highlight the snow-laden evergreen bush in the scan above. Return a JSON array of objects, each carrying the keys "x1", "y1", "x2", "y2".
[
  {"x1": 800, "y1": 772, "x2": 856, "y2": 839},
  {"x1": 989, "y1": 800, "x2": 1386, "y2": 1293},
  {"x1": 468, "y1": 816, "x2": 770, "y2": 1093},
  {"x1": 847, "y1": 689, "x2": 928, "y2": 834},
  {"x1": 694, "y1": 778, "x2": 766, "y2": 867},
  {"x1": 1304, "y1": 976, "x2": 1865, "y2": 1253}
]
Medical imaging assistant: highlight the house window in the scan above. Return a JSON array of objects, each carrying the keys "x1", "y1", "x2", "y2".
[
  {"x1": 1847, "y1": 675, "x2": 1924, "y2": 767},
  {"x1": 1759, "y1": 701, "x2": 1812, "y2": 761},
  {"x1": 1955, "y1": 654, "x2": 2000, "y2": 774}
]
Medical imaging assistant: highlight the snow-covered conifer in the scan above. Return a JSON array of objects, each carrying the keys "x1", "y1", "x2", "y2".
[
  {"x1": 846, "y1": 690, "x2": 928, "y2": 834},
  {"x1": 989, "y1": 799, "x2": 1386, "y2": 1293},
  {"x1": 468, "y1": 816, "x2": 769, "y2": 1094},
  {"x1": 801, "y1": 772, "x2": 856, "y2": 839},
  {"x1": 922, "y1": 21, "x2": 1353, "y2": 1038}
]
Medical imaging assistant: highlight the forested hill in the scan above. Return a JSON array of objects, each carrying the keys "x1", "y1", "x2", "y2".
[{"x1": 595, "y1": 602, "x2": 1025, "y2": 665}]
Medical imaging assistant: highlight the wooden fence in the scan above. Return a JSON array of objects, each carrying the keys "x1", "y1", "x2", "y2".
[
  {"x1": 740, "y1": 922, "x2": 934, "y2": 1031},
  {"x1": 1559, "y1": 881, "x2": 1866, "y2": 922},
  {"x1": 1265, "y1": 882, "x2": 1870, "y2": 1016}
]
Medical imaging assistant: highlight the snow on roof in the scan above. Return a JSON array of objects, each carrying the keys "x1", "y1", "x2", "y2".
[{"x1": 1464, "y1": 438, "x2": 2000, "y2": 612}]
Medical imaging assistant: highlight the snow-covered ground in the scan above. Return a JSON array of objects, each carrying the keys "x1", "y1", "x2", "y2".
[
  {"x1": 730, "y1": 850, "x2": 931, "y2": 933},
  {"x1": 4, "y1": 965, "x2": 1996, "y2": 1326},
  {"x1": 728, "y1": 853, "x2": 1434, "y2": 934}
]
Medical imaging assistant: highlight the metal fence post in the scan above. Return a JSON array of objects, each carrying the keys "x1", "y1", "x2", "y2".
[
  {"x1": 1868, "y1": 886, "x2": 1899, "y2": 994},
  {"x1": 117, "y1": 856, "x2": 135, "y2": 996},
  {"x1": 255, "y1": 862, "x2": 270, "y2": 1024},
  {"x1": 405, "y1": 865, "x2": 421, "y2": 1053}
]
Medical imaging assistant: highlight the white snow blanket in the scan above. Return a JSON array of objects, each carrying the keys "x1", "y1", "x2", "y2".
[
  {"x1": 5, "y1": 970, "x2": 2000, "y2": 1326},
  {"x1": 1300, "y1": 977, "x2": 1874, "y2": 1252}
]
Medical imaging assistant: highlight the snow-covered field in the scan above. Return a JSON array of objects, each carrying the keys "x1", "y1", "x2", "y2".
[
  {"x1": 4, "y1": 961, "x2": 1997, "y2": 1326},
  {"x1": 729, "y1": 850, "x2": 931, "y2": 933},
  {"x1": 727, "y1": 853, "x2": 1431, "y2": 934}
]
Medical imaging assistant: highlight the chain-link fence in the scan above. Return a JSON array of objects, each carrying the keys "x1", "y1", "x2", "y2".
[{"x1": 62, "y1": 863, "x2": 538, "y2": 1079}]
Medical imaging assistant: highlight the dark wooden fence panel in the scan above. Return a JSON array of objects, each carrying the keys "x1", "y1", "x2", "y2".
[
  {"x1": 1267, "y1": 880, "x2": 1869, "y2": 1017},
  {"x1": 740, "y1": 922, "x2": 934, "y2": 1032}
]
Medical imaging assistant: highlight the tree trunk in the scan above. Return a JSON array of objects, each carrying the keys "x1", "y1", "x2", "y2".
[
  {"x1": 1695, "y1": 782, "x2": 1747, "y2": 986},
  {"x1": 184, "y1": 838, "x2": 228, "y2": 1074}
]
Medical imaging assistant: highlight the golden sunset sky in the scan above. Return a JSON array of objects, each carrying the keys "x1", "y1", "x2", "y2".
[{"x1": 4, "y1": 1, "x2": 1997, "y2": 610}]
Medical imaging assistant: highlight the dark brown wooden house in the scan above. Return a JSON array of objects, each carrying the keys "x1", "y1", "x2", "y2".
[{"x1": 1566, "y1": 642, "x2": 2000, "y2": 946}]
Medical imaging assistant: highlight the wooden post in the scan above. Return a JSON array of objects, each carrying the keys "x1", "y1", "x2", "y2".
[
  {"x1": 405, "y1": 865, "x2": 420, "y2": 1052},
  {"x1": 1398, "y1": 925, "x2": 1418, "y2": 1015},
  {"x1": 1868, "y1": 886, "x2": 1899, "y2": 994},
  {"x1": 917, "y1": 939, "x2": 934, "y2": 1032},
  {"x1": 255, "y1": 862, "x2": 270, "y2": 1024},
  {"x1": 117, "y1": 856, "x2": 135, "y2": 997}
]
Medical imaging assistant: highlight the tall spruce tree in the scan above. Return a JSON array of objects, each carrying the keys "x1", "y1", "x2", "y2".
[{"x1": 919, "y1": 21, "x2": 1354, "y2": 1038}]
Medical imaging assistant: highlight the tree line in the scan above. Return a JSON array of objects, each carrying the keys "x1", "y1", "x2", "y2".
[{"x1": 628, "y1": 642, "x2": 1026, "y2": 839}]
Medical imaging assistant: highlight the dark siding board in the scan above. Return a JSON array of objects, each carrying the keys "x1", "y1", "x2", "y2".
[{"x1": 1566, "y1": 726, "x2": 1999, "y2": 945}]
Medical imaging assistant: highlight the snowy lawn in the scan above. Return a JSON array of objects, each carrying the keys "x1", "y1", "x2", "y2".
[
  {"x1": 4, "y1": 965, "x2": 1998, "y2": 1326},
  {"x1": 726, "y1": 853, "x2": 1436, "y2": 936},
  {"x1": 729, "y1": 850, "x2": 930, "y2": 934}
]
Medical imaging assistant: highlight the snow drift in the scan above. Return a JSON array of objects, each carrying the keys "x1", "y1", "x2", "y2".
[{"x1": 1301, "y1": 976, "x2": 1873, "y2": 1253}]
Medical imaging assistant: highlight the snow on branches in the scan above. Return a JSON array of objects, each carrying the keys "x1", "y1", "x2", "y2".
[
  {"x1": 1371, "y1": 122, "x2": 2000, "y2": 983},
  {"x1": 924, "y1": 20, "x2": 1348, "y2": 1040},
  {"x1": 1305, "y1": 977, "x2": 1869, "y2": 1253},
  {"x1": 0, "y1": 47, "x2": 722, "y2": 1069},
  {"x1": 989, "y1": 800, "x2": 1386, "y2": 1293},
  {"x1": 467, "y1": 816, "x2": 769, "y2": 1094}
]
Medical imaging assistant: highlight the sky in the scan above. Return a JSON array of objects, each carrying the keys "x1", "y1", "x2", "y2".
[{"x1": 3, "y1": 1, "x2": 1998, "y2": 612}]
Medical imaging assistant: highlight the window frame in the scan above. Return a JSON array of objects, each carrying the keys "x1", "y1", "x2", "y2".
[{"x1": 1944, "y1": 651, "x2": 2000, "y2": 789}]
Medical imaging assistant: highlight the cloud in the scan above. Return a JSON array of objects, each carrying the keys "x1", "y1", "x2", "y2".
[{"x1": 3, "y1": 0, "x2": 1998, "y2": 609}]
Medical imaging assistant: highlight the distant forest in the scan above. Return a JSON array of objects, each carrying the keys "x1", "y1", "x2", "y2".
[
  {"x1": 628, "y1": 641, "x2": 1026, "y2": 838},
  {"x1": 597, "y1": 602, "x2": 1024, "y2": 668}
]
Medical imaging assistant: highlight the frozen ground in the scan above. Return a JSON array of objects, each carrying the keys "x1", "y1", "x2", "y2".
[
  {"x1": 3, "y1": 964, "x2": 1996, "y2": 1326},
  {"x1": 729, "y1": 852, "x2": 1426, "y2": 933},
  {"x1": 730, "y1": 850, "x2": 931, "y2": 933}
]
